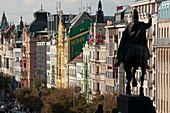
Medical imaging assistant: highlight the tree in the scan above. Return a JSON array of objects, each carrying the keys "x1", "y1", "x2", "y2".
[
  {"x1": 33, "y1": 76, "x2": 46, "y2": 89},
  {"x1": 42, "y1": 87, "x2": 87, "y2": 113},
  {"x1": 0, "y1": 72, "x2": 12, "y2": 91},
  {"x1": 14, "y1": 87, "x2": 43, "y2": 112},
  {"x1": 85, "y1": 89, "x2": 121, "y2": 113}
]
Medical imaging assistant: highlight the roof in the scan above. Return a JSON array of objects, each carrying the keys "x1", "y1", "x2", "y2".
[
  {"x1": 3, "y1": 25, "x2": 15, "y2": 39},
  {"x1": 69, "y1": 52, "x2": 83, "y2": 64},
  {"x1": 28, "y1": 8, "x2": 49, "y2": 32},
  {"x1": 124, "y1": 6, "x2": 133, "y2": 14},
  {"x1": 35, "y1": 9, "x2": 49, "y2": 13},
  {"x1": 0, "y1": 12, "x2": 9, "y2": 31},
  {"x1": 70, "y1": 12, "x2": 92, "y2": 28},
  {"x1": 4, "y1": 25, "x2": 15, "y2": 34}
]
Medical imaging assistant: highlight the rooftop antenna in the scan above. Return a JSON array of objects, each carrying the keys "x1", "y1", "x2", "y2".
[
  {"x1": 41, "y1": 0, "x2": 43, "y2": 10},
  {"x1": 90, "y1": 2, "x2": 92, "y2": 15},
  {"x1": 81, "y1": 0, "x2": 82, "y2": 12},
  {"x1": 79, "y1": 8, "x2": 81, "y2": 13},
  {"x1": 56, "y1": 2, "x2": 59, "y2": 14},
  {"x1": 59, "y1": 1, "x2": 61, "y2": 10},
  {"x1": 86, "y1": 3, "x2": 88, "y2": 12}
]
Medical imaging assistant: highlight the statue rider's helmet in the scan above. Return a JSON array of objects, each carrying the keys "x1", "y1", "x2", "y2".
[{"x1": 132, "y1": 9, "x2": 138, "y2": 22}]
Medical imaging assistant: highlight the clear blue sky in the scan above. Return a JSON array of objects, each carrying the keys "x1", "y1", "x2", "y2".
[{"x1": 0, "y1": 0, "x2": 134, "y2": 25}]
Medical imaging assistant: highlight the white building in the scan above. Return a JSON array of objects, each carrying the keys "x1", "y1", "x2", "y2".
[
  {"x1": 14, "y1": 46, "x2": 21, "y2": 82},
  {"x1": 47, "y1": 39, "x2": 57, "y2": 88}
]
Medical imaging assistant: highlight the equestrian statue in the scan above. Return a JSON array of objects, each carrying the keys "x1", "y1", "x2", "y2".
[{"x1": 114, "y1": 9, "x2": 152, "y2": 96}]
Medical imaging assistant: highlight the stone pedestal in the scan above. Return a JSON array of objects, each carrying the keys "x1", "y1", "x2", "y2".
[{"x1": 117, "y1": 94, "x2": 154, "y2": 113}]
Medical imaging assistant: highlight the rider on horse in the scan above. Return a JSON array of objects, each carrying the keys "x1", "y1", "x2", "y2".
[{"x1": 114, "y1": 9, "x2": 152, "y2": 68}]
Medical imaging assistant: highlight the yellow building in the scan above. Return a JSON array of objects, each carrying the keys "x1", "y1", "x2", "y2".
[{"x1": 56, "y1": 10, "x2": 67, "y2": 88}]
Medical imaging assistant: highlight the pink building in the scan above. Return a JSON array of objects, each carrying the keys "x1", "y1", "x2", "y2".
[{"x1": 20, "y1": 8, "x2": 49, "y2": 87}]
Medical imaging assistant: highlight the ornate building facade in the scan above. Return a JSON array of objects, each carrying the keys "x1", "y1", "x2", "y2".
[
  {"x1": 155, "y1": 1, "x2": 170, "y2": 112},
  {"x1": 89, "y1": 0, "x2": 106, "y2": 100}
]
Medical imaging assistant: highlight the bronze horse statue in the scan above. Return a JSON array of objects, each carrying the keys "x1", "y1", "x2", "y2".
[
  {"x1": 114, "y1": 9, "x2": 152, "y2": 96},
  {"x1": 124, "y1": 45, "x2": 149, "y2": 96}
]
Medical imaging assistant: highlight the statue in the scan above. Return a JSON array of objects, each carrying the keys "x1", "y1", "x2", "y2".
[{"x1": 114, "y1": 9, "x2": 152, "y2": 96}]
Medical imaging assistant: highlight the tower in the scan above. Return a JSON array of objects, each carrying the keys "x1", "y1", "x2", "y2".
[{"x1": 95, "y1": 0, "x2": 104, "y2": 23}]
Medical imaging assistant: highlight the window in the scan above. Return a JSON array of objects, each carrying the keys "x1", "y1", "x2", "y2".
[
  {"x1": 164, "y1": 27, "x2": 166, "y2": 38},
  {"x1": 47, "y1": 55, "x2": 50, "y2": 61},
  {"x1": 141, "y1": 6, "x2": 143, "y2": 14},
  {"x1": 93, "y1": 82, "x2": 95, "y2": 91},
  {"x1": 167, "y1": 27, "x2": 169, "y2": 38},
  {"x1": 162, "y1": 28, "x2": 163, "y2": 38},
  {"x1": 144, "y1": 5, "x2": 146, "y2": 14},
  {"x1": 93, "y1": 51, "x2": 95, "y2": 59},
  {"x1": 106, "y1": 85, "x2": 114, "y2": 92},
  {"x1": 6, "y1": 58, "x2": 9, "y2": 69},
  {"x1": 106, "y1": 57, "x2": 113, "y2": 65},
  {"x1": 159, "y1": 28, "x2": 160, "y2": 38},
  {"x1": 47, "y1": 46, "x2": 50, "y2": 52},
  {"x1": 97, "y1": 66, "x2": 99, "y2": 75},
  {"x1": 86, "y1": 70, "x2": 88, "y2": 78},
  {"x1": 152, "y1": 4, "x2": 155, "y2": 13},
  {"x1": 47, "y1": 64, "x2": 50, "y2": 70},
  {"x1": 106, "y1": 43, "x2": 109, "y2": 50},
  {"x1": 97, "y1": 51, "x2": 99, "y2": 60},
  {"x1": 97, "y1": 83, "x2": 99, "y2": 91}
]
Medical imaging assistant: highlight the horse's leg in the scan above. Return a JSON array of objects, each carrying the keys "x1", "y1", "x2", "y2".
[
  {"x1": 124, "y1": 65, "x2": 132, "y2": 94},
  {"x1": 140, "y1": 66, "x2": 146, "y2": 96},
  {"x1": 132, "y1": 67, "x2": 138, "y2": 87}
]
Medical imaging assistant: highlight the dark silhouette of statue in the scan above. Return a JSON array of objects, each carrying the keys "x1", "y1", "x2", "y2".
[
  {"x1": 95, "y1": 104, "x2": 103, "y2": 113},
  {"x1": 114, "y1": 9, "x2": 152, "y2": 96}
]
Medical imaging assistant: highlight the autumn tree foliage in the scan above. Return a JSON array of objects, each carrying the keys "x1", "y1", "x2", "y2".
[
  {"x1": 15, "y1": 86, "x2": 121, "y2": 113},
  {"x1": 42, "y1": 87, "x2": 87, "y2": 113},
  {"x1": 14, "y1": 87, "x2": 43, "y2": 112},
  {"x1": 85, "y1": 89, "x2": 121, "y2": 113},
  {"x1": 0, "y1": 72, "x2": 12, "y2": 91}
]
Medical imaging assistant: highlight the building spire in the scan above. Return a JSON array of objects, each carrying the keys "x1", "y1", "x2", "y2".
[
  {"x1": 95, "y1": 0, "x2": 104, "y2": 23},
  {"x1": 20, "y1": 16, "x2": 22, "y2": 21},
  {"x1": 98, "y1": 0, "x2": 102, "y2": 11}
]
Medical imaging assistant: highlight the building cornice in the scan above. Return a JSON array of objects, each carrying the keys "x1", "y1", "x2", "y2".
[
  {"x1": 130, "y1": 0, "x2": 161, "y2": 7},
  {"x1": 158, "y1": 18, "x2": 170, "y2": 23}
]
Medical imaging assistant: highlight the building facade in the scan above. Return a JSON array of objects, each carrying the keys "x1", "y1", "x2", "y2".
[
  {"x1": 21, "y1": 7, "x2": 49, "y2": 87},
  {"x1": 82, "y1": 41, "x2": 90, "y2": 100},
  {"x1": 56, "y1": 10, "x2": 69, "y2": 88},
  {"x1": 36, "y1": 41, "x2": 47, "y2": 84},
  {"x1": 155, "y1": 1, "x2": 170, "y2": 112},
  {"x1": 89, "y1": 0, "x2": 106, "y2": 99}
]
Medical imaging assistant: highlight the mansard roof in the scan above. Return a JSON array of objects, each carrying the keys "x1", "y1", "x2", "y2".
[{"x1": 28, "y1": 8, "x2": 50, "y2": 32}]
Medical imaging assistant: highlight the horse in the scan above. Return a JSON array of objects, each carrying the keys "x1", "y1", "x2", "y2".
[{"x1": 123, "y1": 44, "x2": 149, "y2": 96}]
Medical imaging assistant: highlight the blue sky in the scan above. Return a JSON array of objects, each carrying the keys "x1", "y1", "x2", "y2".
[{"x1": 0, "y1": 0, "x2": 134, "y2": 25}]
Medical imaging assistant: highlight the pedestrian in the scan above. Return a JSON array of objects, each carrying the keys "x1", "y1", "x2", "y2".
[
  {"x1": 95, "y1": 104, "x2": 103, "y2": 113},
  {"x1": 112, "y1": 108, "x2": 118, "y2": 113}
]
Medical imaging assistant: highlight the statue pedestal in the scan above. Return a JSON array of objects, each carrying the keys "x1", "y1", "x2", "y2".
[{"x1": 117, "y1": 94, "x2": 154, "y2": 113}]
